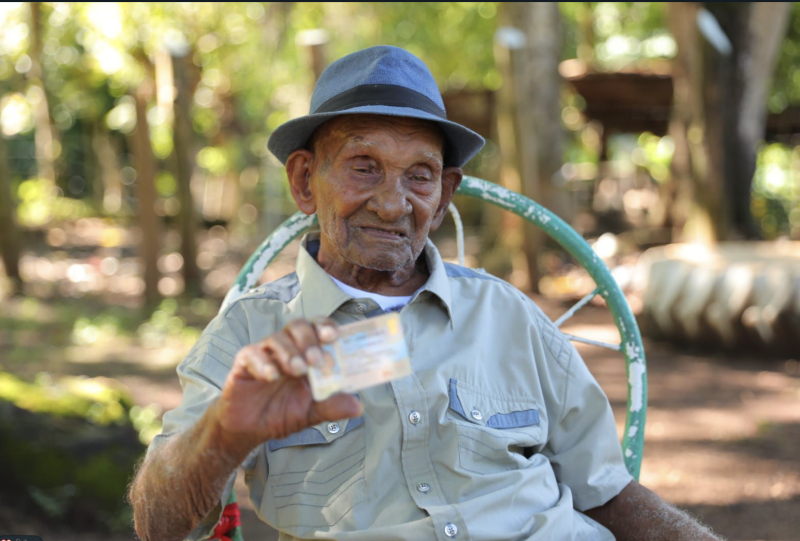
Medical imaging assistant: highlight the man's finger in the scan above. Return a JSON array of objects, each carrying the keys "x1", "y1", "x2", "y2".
[
  {"x1": 285, "y1": 319, "x2": 320, "y2": 350},
  {"x1": 263, "y1": 332, "x2": 305, "y2": 376},
  {"x1": 285, "y1": 319, "x2": 325, "y2": 368},
  {"x1": 309, "y1": 393, "x2": 363, "y2": 425},
  {"x1": 235, "y1": 345, "x2": 280, "y2": 383},
  {"x1": 311, "y1": 317, "x2": 339, "y2": 343}
]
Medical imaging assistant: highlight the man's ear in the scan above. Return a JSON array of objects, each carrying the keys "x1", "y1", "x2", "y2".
[
  {"x1": 286, "y1": 149, "x2": 317, "y2": 215},
  {"x1": 430, "y1": 166, "x2": 463, "y2": 231}
]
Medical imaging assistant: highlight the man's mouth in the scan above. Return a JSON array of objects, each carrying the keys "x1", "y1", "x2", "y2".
[{"x1": 357, "y1": 226, "x2": 407, "y2": 240}]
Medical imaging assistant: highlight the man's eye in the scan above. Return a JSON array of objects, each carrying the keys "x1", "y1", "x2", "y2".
[
  {"x1": 354, "y1": 167, "x2": 372, "y2": 173},
  {"x1": 412, "y1": 175, "x2": 430, "y2": 181}
]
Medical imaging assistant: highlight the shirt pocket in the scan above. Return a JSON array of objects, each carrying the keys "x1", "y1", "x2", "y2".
[
  {"x1": 446, "y1": 378, "x2": 545, "y2": 475},
  {"x1": 263, "y1": 416, "x2": 366, "y2": 536}
]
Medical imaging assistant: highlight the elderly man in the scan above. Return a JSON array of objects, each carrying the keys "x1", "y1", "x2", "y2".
[{"x1": 130, "y1": 46, "x2": 722, "y2": 541}]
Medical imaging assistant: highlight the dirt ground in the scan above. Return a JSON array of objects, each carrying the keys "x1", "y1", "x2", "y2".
[
  {"x1": 556, "y1": 300, "x2": 800, "y2": 541},
  {"x1": 2, "y1": 295, "x2": 799, "y2": 541}
]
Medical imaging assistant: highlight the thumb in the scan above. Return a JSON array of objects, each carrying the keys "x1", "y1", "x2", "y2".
[{"x1": 310, "y1": 393, "x2": 363, "y2": 424}]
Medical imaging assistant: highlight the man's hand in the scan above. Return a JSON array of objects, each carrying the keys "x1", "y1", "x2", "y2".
[
  {"x1": 130, "y1": 318, "x2": 361, "y2": 541},
  {"x1": 584, "y1": 480, "x2": 724, "y2": 541},
  {"x1": 215, "y1": 317, "x2": 363, "y2": 448}
]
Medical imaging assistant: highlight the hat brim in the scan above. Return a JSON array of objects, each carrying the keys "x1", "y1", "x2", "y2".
[{"x1": 267, "y1": 105, "x2": 486, "y2": 168}]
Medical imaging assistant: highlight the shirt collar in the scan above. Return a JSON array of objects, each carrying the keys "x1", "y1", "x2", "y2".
[
  {"x1": 295, "y1": 232, "x2": 453, "y2": 324},
  {"x1": 296, "y1": 233, "x2": 353, "y2": 320}
]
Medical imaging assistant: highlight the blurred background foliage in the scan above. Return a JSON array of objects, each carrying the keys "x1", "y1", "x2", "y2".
[{"x1": 0, "y1": 2, "x2": 797, "y2": 252}]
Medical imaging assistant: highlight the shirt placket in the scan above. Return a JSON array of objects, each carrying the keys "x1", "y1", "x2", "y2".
[{"x1": 391, "y1": 310, "x2": 470, "y2": 541}]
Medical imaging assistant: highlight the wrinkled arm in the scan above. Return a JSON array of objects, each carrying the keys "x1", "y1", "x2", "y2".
[
  {"x1": 584, "y1": 480, "x2": 724, "y2": 541},
  {"x1": 128, "y1": 398, "x2": 258, "y2": 541}
]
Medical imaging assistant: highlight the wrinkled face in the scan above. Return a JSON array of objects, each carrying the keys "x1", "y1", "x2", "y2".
[{"x1": 307, "y1": 115, "x2": 453, "y2": 272}]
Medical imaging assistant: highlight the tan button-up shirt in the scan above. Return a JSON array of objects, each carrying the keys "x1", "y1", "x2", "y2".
[{"x1": 147, "y1": 233, "x2": 632, "y2": 541}]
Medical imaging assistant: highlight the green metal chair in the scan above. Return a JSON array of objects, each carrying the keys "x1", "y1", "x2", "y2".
[{"x1": 215, "y1": 176, "x2": 647, "y2": 540}]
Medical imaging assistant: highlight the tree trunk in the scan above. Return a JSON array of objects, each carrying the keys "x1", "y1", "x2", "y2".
[
  {"x1": 303, "y1": 39, "x2": 328, "y2": 85},
  {"x1": 702, "y1": 3, "x2": 756, "y2": 240},
  {"x1": 27, "y1": 2, "x2": 58, "y2": 184},
  {"x1": 669, "y1": 2, "x2": 791, "y2": 242},
  {"x1": 0, "y1": 134, "x2": 22, "y2": 293},
  {"x1": 92, "y1": 121, "x2": 123, "y2": 214},
  {"x1": 172, "y1": 52, "x2": 201, "y2": 297},
  {"x1": 730, "y1": 2, "x2": 791, "y2": 237},
  {"x1": 494, "y1": 2, "x2": 565, "y2": 292},
  {"x1": 259, "y1": 3, "x2": 295, "y2": 238},
  {"x1": 577, "y1": 2, "x2": 595, "y2": 68},
  {"x1": 667, "y1": 2, "x2": 713, "y2": 242},
  {"x1": 489, "y1": 8, "x2": 527, "y2": 287},
  {"x1": 516, "y1": 0, "x2": 566, "y2": 257},
  {"x1": 129, "y1": 82, "x2": 162, "y2": 307}
]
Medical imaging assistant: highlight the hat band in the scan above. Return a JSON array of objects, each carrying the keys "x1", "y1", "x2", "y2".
[{"x1": 314, "y1": 84, "x2": 446, "y2": 120}]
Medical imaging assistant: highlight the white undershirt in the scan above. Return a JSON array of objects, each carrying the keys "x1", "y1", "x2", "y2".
[{"x1": 329, "y1": 275, "x2": 413, "y2": 312}]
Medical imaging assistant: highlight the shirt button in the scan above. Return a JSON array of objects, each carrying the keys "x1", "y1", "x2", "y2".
[
  {"x1": 416, "y1": 482, "x2": 431, "y2": 493},
  {"x1": 444, "y1": 523, "x2": 458, "y2": 537},
  {"x1": 408, "y1": 411, "x2": 421, "y2": 424},
  {"x1": 471, "y1": 409, "x2": 483, "y2": 421},
  {"x1": 327, "y1": 422, "x2": 340, "y2": 434},
  {"x1": 355, "y1": 303, "x2": 367, "y2": 313}
]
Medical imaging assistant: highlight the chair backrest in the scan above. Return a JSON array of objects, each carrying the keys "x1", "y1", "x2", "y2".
[{"x1": 222, "y1": 176, "x2": 647, "y2": 479}]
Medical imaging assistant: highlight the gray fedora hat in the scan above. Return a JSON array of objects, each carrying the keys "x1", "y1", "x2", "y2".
[{"x1": 267, "y1": 45, "x2": 485, "y2": 167}]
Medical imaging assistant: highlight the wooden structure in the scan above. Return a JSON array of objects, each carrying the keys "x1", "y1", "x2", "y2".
[
  {"x1": 564, "y1": 68, "x2": 800, "y2": 143},
  {"x1": 442, "y1": 90, "x2": 495, "y2": 140},
  {"x1": 567, "y1": 71, "x2": 673, "y2": 139}
]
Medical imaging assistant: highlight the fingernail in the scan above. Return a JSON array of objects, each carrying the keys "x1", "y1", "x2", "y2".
[
  {"x1": 306, "y1": 346, "x2": 324, "y2": 366},
  {"x1": 289, "y1": 356, "x2": 307, "y2": 376},
  {"x1": 318, "y1": 325, "x2": 337, "y2": 342},
  {"x1": 261, "y1": 364, "x2": 278, "y2": 382}
]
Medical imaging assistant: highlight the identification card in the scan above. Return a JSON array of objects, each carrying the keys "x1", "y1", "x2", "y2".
[{"x1": 309, "y1": 312, "x2": 412, "y2": 401}]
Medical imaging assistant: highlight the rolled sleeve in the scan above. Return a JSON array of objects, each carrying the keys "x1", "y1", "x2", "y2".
[
  {"x1": 540, "y1": 344, "x2": 633, "y2": 511},
  {"x1": 144, "y1": 311, "x2": 249, "y2": 541}
]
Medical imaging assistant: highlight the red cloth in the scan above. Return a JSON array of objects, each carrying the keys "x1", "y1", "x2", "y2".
[{"x1": 211, "y1": 500, "x2": 242, "y2": 541}]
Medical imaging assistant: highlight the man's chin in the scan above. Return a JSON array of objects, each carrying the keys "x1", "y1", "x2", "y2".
[
  {"x1": 341, "y1": 247, "x2": 415, "y2": 272},
  {"x1": 340, "y1": 235, "x2": 416, "y2": 270},
  {"x1": 345, "y1": 255, "x2": 413, "y2": 272}
]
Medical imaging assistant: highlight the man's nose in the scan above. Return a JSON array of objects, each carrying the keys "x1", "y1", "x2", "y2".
[{"x1": 365, "y1": 175, "x2": 412, "y2": 222}]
